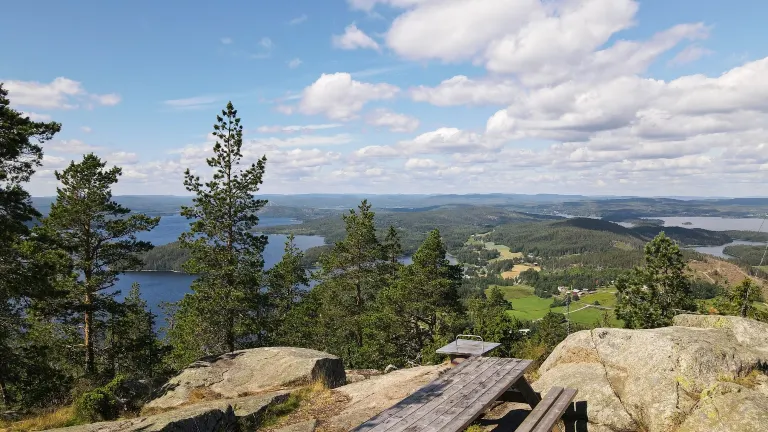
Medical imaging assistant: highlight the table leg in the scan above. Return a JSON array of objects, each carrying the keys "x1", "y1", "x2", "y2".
[{"x1": 512, "y1": 377, "x2": 542, "y2": 409}]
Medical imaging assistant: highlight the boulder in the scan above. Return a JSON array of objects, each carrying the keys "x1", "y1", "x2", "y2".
[
  {"x1": 50, "y1": 391, "x2": 289, "y2": 432},
  {"x1": 146, "y1": 347, "x2": 345, "y2": 409},
  {"x1": 533, "y1": 315, "x2": 768, "y2": 432},
  {"x1": 326, "y1": 364, "x2": 449, "y2": 430},
  {"x1": 274, "y1": 419, "x2": 318, "y2": 432}
]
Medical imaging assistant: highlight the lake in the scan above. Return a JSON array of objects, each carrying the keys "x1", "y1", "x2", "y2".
[
  {"x1": 645, "y1": 217, "x2": 766, "y2": 231},
  {"x1": 691, "y1": 240, "x2": 767, "y2": 259},
  {"x1": 114, "y1": 215, "x2": 325, "y2": 318},
  {"x1": 114, "y1": 215, "x2": 457, "y2": 321}
]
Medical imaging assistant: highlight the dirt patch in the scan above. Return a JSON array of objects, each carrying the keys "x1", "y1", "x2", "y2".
[{"x1": 688, "y1": 256, "x2": 768, "y2": 297}]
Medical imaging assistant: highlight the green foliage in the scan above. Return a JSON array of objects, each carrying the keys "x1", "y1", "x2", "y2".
[
  {"x1": 140, "y1": 241, "x2": 190, "y2": 272},
  {"x1": 615, "y1": 233, "x2": 695, "y2": 329},
  {"x1": 266, "y1": 235, "x2": 310, "y2": 337},
  {"x1": 0, "y1": 83, "x2": 62, "y2": 408},
  {"x1": 373, "y1": 230, "x2": 464, "y2": 366},
  {"x1": 723, "y1": 244, "x2": 768, "y2": 266},
  {"x1": 73, "y1": 375, "x2": 125, "y2": 422},
  {"x1": 43, "y1": 153, "x2": 159, "y2": 374},
  {"x1": 170, "y1": 102, "x2": 269, "y2": 360},
  {"x1": 712, "y1": 278, "x2": 765, "y2": 319}
]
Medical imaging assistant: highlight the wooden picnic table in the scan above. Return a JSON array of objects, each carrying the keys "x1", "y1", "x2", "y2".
[{"x1": 352, "y1": 356, "x2": 542, "y2": 432}]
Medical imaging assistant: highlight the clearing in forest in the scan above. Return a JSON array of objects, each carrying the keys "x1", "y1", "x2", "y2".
[
  {"x1": 483, "y1": 241, "x2": 524, "y2": 261},
  {"x1": 501, "y1": 264, "x2": 541, "y2": 279},
  {"x1": 488, "y1": 286, "x2": 622, "y2": 326}
]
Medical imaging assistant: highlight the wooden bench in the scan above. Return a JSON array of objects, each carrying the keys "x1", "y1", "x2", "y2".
[
  {"x1": 352, "y1": 356, "x2": 541, "y2": 432},
  {"x1": 516, "y1": 386, "x2": 578, "y2": 432}
]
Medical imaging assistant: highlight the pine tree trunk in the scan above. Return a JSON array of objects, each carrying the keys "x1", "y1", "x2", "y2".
[
  {"x1": 0, "y1": 374, "x2": 9, "y2": 408},
  {"x1": 85, "y1": 291, "x2": 95, "y2": 374}
]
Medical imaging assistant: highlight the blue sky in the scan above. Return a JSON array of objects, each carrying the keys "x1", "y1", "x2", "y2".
[{"x1": 3, "y1": 0, "x2": 768, "y2": 196}]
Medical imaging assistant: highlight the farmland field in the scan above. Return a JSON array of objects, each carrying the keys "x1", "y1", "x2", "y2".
[
  {"x1": 484, "y1": 241, "x2": 524, "y2": 261},
  {"x1": 501, "y1": 264, "x2": 541, "y2": 279},
  {"x1": 487, "y1": 286, "x2": 622, "y2": 327}
]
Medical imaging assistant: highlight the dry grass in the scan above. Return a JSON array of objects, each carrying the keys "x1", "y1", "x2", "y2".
[
  {"x1": 0, "y1": 406, "x2": 78, "y2": 431},
  {"x1": 260, "y1": 381, "x2": 351, "y2": 432},
  {"x1": 717, "y1": 369, "x2": 764, "y2": 389},
  {"x1": 187, "y1": 387, "x2": 223, "y2": 404},
  {"x1": 501, "y1": 264, "x2": 541, "y2": 280}
]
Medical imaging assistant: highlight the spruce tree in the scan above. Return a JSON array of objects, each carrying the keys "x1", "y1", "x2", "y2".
[
  {"x1": 312, "y1": 200, "x2": 386, "y2": 366},
  {"x1": 382, "y1": 225, "x2": 403, "y2": 282},
  {"x1": 615, "y1": 232, "x2": 694, "y2": 329},
  {"x1": 43, "y1": 153, "x2": 159, "y2": 374},
  {"x1": 266, "y1": 234, "x2": 309, "y2": 335},
  {"x1": 376, "y1": 229, "x2": 463, "y2": 364},
  {"x1": 171, "y1": 102, "x2": 268, "y2": 363}
]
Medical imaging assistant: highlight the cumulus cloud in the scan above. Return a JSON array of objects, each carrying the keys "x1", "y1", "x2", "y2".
[
  {"x1": 299, "y1": 73, "x2": 399, "y2": 120},
  {"x1": 46, "y1": 139, "x2": 102, "y2": 154},
  {"x1": 365, "y1": 109, "x2": 419, "y2": 132},
  {"x1": 332, "y1": 24, "x2": 380, "y2": 51},
  {"x1": 411, "y1": 75, "x2": 519, "y2": 106},
  {"x1": 256, "y1": 124, "x2": 343, "y2": 134},
  {"x1": 288, "y1": 14, "x2": 308, "y2": 25},
  {"x1": 4, "y1": 77, "x2": 121, "y2": 109}
]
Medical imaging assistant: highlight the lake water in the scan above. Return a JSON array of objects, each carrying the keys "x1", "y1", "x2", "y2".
[
  {"x1": 647, "y1": 217, "x2": 767, "y2": 231},
  {"x1": 691, "y1": 240, "x2": 768, "y2": 259},
  {"x1": 113, "y1": 215, "x2": 325, "y2": 318}
]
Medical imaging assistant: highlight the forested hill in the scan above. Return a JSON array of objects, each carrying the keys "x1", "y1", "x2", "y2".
[
  {"x1": 261, "y1": 205, "x2": 560, "y2": 255},
  {"x1": 487, "y1": 217, "x2": 734, "y2": 258}
]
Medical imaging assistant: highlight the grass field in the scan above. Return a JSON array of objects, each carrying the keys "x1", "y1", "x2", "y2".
[
  {"x1": 487, "y1": 286, "x2": 622, "y2": 327},
  {"x1": 758, "y1": 266, "x2": 768, "y2": 272},
  {"x1": 501, "y1": 264, "x2": 541, "y2": 279},
  {"x1": 483, "y1": 242, "x2": 524, "y2": 261}
]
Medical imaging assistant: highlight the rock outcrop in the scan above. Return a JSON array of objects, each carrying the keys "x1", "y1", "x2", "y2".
[
  {"x1": 533, "y1": 314, "x2": 768, "y2": 432},
  {"x1": 325, "y1": 364, "x2": 449, "y2": 430},
  {"x1": 146, "y1": 347, "x2": 345, "y2": 409},
  {"x1": 51, "y1": 391, "x2": 290, "y2": 432}
]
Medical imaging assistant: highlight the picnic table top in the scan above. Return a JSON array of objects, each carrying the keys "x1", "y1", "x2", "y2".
[
  {"x1": 353, "y1": 356, "x2": 533, "y2": 432},
  {"x1": 435, "y1": 339, "x2": 501, "y2": 356}
]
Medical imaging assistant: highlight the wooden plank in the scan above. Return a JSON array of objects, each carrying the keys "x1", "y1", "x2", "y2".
[
  {"x1": 384, "y1": 358, "x2": 509, "y2": 432},
  {"x1": 352, "y1": 357, "x2": 482, "y2": 432},
  {"x1": 512, "y1": 370, "x2": 541, "y2": 408},
  {"x1": 435, "y1": 340, "x2": 502, "y2": 356},
  {"x1": 532, "y1": 388, "x2": 577, "y2": 432},
  {"x1": 426, "y1": 359, "x2": 532, "y2": 432},
  {"x1": 353, "y1": 357, "x2": 497, "y2": 432},
  {"x1": 514, "y1": 387, "x2": 564, "y2": 432}
]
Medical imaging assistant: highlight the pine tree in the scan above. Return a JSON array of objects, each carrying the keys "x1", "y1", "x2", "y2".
[
  {"x1": 311, "y1": 200, "x2": 386, "y2": 366},
  {"x1": 712, "y1": 278, "x2": 764, "y2": 320},
  {"x1": 0, "y1": 83, "x2": 61, "y2": 407},
  {"x1": 171, "y1": 102, "x2": 268, "y2": 362},
  {"x1": 382, "y1": 226, "x2": 403, "y2": 282},
  {"x1": 43, "y1": 154, "x2": 159, "y2": 374},
  {"x1": 615, "y1": 232, "x2": 694, "y2": 329},
  {"x1": 266, "y1": 234, "x2": 309, "y2": 335}
]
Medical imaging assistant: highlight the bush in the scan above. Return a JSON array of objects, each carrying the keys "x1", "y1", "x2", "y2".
[{"x1": 73, "y1": 375, "x2": 125, "y2": 422}]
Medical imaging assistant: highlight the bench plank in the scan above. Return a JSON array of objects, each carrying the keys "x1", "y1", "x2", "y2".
[
  {"x1": 353, "y1": 357, "x2": 496, "y2": 432},
  {"x1": 516, "y1": 387, "x2": 578, "y2": 432}
]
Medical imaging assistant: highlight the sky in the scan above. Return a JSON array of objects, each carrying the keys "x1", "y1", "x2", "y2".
[{"x1": 3, "y1": 0, "x2": 768, "y2": 197}]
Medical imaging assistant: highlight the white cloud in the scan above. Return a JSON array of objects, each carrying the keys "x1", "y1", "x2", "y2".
[
  {"x1": 275, "y1": 105, "x2": 295, "y2": 115},
  {"x1": 365, "y1": 109, "x2": 419, "y2": 132},
  {"x1": 4, "y1": 77, "x2": 121, "y2": 109},
  {"x1": 332, "y1": 24, "x2": 380, "y2": 51},
  {"x1": 257, "y1": 124, "x2": 343, "y2": 133},
  {"x1": 411, "y1": 75, "x2": 519, "y2": 106},
  {"x1": 289, "y1": 14, "x2": 308, "y2": 25},
  {"x1": 107, "y1": 151, "x2": 139, "y2": 165},
  {"x1": 163, "y1": 95, "x2": 222, "y2": 110},
  {"x1": 299, "y1": 73, "x2": 399, "y2": 120},
  {"x1": 250, "y1": 134, "x2": 354, "y2": 147},
  {"x1": 260, "y1": 37, "x2": 274, "y2": 49},
  {"x1": 22, "y1": 112, "x2": 52, "y2": 121},
  {"x1": 81, "y1": 126, "x2": 92, "y2": 133},
  {"x1": 669, "y1": 45, "x2": 713, "y2": 66},
  {"x1": 405, "y1": 157, "x2": 441, "y2": 169},
  {"x1": 221, "y1": 37, "x2": 233, "y2": 45},
  {"x1": 46, "y1": 139, "x2": 101, "y2": 154},
  {"x1": 288, "y1": 58, "x2": 303, "y2": 69}
]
